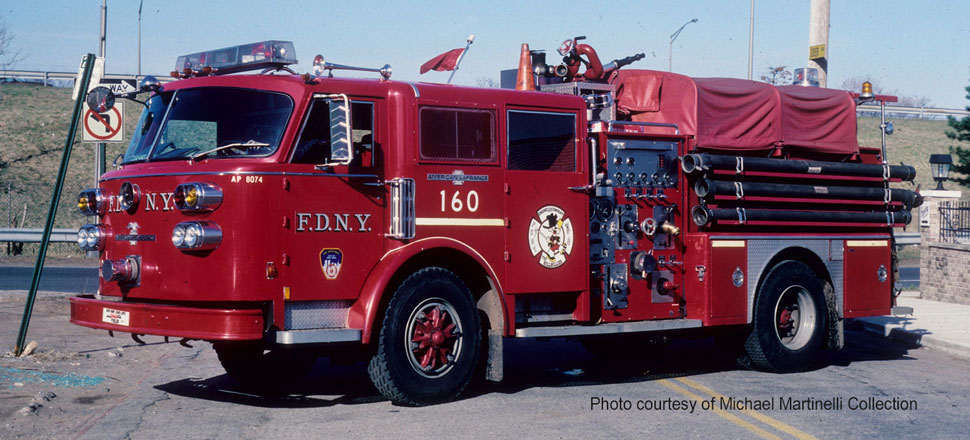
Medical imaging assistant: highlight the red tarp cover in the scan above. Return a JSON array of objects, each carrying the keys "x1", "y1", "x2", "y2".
[{"x1": 609, "y1": 69, "x2": 859, "y2": 155}]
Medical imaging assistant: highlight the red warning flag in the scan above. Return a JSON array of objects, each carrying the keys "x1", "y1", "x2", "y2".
[{"x1": 420, "y1": 48, "x2": 465, "y2": 74}]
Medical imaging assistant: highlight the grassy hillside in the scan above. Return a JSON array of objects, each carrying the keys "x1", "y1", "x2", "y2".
[
  {"x1": 857, "y1": 116, "x2": 967, "y2": 196},
  {"x1": 1, "y1": 83, "x2": 140, "y2": 257},
  {"x1": 1, "y1": 82, "x2": 967, "y2": 258}
]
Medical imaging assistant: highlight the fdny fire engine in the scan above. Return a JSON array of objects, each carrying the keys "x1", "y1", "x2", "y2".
[{"x1": 71, "y1": 39, "x2": 920, "y2": 405}]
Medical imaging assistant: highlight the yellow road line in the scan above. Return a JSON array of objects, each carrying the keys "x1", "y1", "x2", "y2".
[
  {"x1": 675, "y1": 377, "x2": 819, "y2": 440},
  {"x1": 656, "y1": 379, "x2": 782, "y2": 440}
]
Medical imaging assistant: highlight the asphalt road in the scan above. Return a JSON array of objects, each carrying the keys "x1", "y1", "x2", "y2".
[
  {"x1": 1, "y1": 294, "x2": 966, "y2": 439},
  {"x1": 0, "y1": 266, "x2": 99, "y2": 293}
]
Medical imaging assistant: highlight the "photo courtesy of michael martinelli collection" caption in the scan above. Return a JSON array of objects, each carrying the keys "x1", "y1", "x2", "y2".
[{"x1": 590, "y1": 396, "x2": 918, "y2": 413}]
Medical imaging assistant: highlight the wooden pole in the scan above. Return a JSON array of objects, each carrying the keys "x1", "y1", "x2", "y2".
[{"x1": 808, "y1": 0, "x2": 830, "y2": 87}]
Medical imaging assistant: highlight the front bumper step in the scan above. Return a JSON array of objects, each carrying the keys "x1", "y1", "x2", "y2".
[{"x1": 69, "y1": 296, "x2": 264, "y2": 340}]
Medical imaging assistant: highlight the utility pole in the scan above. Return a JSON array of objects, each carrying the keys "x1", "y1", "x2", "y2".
[
  {"x1": 808, "y1": 0, "x2": 829, "y2": 87},
  {"x1": 96, "y1": 0, "x2": 107, "y2": 186},
  {"x1": 747, "y1": 0, "x2": 754, "y2": 80}
]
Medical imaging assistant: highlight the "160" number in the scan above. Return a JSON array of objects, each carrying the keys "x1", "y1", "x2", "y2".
[{"x1": 440, "y1": 190, "x2": 479, "y2": 212}]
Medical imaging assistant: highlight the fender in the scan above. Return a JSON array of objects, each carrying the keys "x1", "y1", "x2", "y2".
[{"x1": 347, "y1": 236, "x2": 508, "y2": 344}]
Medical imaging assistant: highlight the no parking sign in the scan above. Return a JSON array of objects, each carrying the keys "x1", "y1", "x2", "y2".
[{"x1": 81, "y1": 101, "x2": 124, "y2": 143}]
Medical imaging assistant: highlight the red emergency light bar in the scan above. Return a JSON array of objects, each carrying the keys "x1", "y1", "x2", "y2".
[{"x1": 174, "y1": 40, "x2": 297, "y2": 76}]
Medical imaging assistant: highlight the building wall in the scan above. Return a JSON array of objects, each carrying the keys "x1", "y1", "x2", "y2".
[{"x1": 919, "y1": 190, "x2": 969, "y2": 305}]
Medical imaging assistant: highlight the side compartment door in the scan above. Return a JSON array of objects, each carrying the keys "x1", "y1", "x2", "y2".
[
  {"x1": 282, "y1": 97, "x2": 385, "y2": 303},
  {"x1": 504, "y1": 108, "x2": 589, "y2": 293}
]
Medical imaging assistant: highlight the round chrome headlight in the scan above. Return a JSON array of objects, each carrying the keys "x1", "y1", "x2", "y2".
[
  {"x1": 171, "y1": 221, "x2": 222, "y2": 251},
  {"x1": 77, "y1": 224, "x2": 105, "y2": 251},
  {"x1": 171, "y1": 224, "x2": 186, "y2": 247},
  {"x1": 184, "y1": 223, "x2": 202, "y2": 248}
]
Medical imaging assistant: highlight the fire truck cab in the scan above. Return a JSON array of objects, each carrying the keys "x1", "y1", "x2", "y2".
[{"x1": 71, "y1": 40, "x2": 919, "y2": 406}]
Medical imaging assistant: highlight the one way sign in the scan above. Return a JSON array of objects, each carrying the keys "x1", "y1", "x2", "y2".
[{"x1": 100, "y1": 78, "x2": 138, "y2": 95}]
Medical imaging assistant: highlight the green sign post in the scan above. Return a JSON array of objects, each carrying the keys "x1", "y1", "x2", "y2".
[{"x1": 14, "y1": 53, "x2": 97, "y2": 356}]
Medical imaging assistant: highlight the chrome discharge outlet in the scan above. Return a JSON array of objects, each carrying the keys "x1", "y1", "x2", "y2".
[{"x1": 102, "y1": 256, "x2": 141, "y2": 283}]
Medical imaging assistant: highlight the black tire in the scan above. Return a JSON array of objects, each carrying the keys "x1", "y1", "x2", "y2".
[
  {"x1": 367, "y1": 267, "x2": 481, "y2": 406},
  {"x1": 213, "y1": 341, "x2": 317, "y2": 389},
  {"x1": 744, "y1": 261, "x2": 827, "y2": 372}
]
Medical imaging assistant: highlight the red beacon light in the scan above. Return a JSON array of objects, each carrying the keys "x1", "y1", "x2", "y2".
[{"x1": 174, "y1": 40, "x2": 297, "y2": 76}]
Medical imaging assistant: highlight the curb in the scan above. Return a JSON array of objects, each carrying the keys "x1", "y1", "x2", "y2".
[{"x1": 850, "y1": 318, "x2": 970, "y2": 363}]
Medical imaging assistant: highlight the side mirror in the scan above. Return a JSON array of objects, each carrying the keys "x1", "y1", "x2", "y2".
[
  {"x1": 327, "y1": 94, "x2": 353, "y2": 166},
  {"x1": 85, "y1": 86, "x2": 115, "y2": 113}
]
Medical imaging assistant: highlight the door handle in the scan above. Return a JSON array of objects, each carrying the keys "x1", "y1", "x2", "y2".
[{"x1": 568, "y1": 185, "x2": 592, "y2": 192}]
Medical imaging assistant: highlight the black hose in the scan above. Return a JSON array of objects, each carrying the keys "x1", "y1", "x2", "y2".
[
  {"x1": 694, "y1": 178, "x2": 922, "y2": 208},
  {"x1": 691, "y1": 206, "x2": 912, "y2": 227},
  {"x1": 681, "y1": 153, "x2": 916, "y2": 181}
]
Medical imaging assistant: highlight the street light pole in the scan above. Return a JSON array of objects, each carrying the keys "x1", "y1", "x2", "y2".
[
  {"x1": 669, "y1": 18, "x2": 698, "y2": 72},
  {"x1": 138, "y1": 0, "x2": 143, "y2": 77}
]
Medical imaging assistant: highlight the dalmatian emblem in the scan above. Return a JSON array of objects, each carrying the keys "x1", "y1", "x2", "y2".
[{"x1": 528, "y1": 205, "x2": 574, "y2": 269}]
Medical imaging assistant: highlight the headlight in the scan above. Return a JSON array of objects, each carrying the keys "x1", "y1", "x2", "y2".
[
  {"x1": 173, "y1": 182, "x2": 222, "y2": 211},
  {"x1": 171, "y1": 221, "x2": 222, "y2": 250},
  {"x1": 77, "y1": 189, "x2": 106, "y2": 216},
  {"x1": 77, "y1": 224, "x2": 105, "y2": 251}
]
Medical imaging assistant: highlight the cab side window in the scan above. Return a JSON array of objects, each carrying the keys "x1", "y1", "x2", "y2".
[
  {"x1": 419, "y1": 107, "x2": 496, "y2": 164},
  {"x1": 507, "y1": 110, "x2": 576, "y2": 172},
  {"x1": 292, "y1": 100, "x2": 373, "y2": 165}
]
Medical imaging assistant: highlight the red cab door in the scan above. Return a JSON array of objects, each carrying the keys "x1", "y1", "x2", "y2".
[{"x1": 504, "y1": 108, "x2": 589, "y2": 293}]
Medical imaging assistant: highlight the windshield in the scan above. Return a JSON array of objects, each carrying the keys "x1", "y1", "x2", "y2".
[{"x1": 123, "y1": 88, "x2": 293, "y2": 163}]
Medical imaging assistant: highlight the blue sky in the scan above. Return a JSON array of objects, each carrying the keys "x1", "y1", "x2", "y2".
[{"x1": 4, "y1": 1, "x2": 969, "y2": 108}]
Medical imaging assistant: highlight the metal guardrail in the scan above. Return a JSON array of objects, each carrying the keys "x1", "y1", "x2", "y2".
[
  {"x1": 857, "y1": 104, "x2": 969, "y2": 119},
  {"x1": 0, "y1": 69, "x2": 174, "y2": 87},
  {"x1": 0, "y1": 228, "x2": 78, "y2": 243},
  {"x1": 894, "y1": 231, "x2": 920, "y2": 247}
]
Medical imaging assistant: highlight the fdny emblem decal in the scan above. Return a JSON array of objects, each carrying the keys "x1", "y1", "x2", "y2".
[
  {"x1": 114, "y1": 222, "x2": 155, "y2": 244},
  {"x1": 320, "y1": 248, "x2": 343, "y2": 280},
  {"x1": 528, "y1": 205, "x2": 574, "y2": 269}
]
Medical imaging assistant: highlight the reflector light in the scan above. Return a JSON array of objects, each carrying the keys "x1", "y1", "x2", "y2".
[
  {"x1": 172, "y1": 221, "x2": 222, "y2": 251},
  {"x1": 173, "y1": 182, "x2": 223, "y2": 211},
  {"x1": 175, "y1": 40, "x2": 297, "y2": 76},
  {"x1": 119, "y1": 182, "x2": 141, "y2": 212},
  {"x1": 77, "y1": 189, "x2": 106, "y2": 216}
]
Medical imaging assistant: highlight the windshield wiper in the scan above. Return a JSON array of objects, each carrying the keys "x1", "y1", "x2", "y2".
[{"x1": 191, "y1": 140, "x2": 270, "y2": 161}]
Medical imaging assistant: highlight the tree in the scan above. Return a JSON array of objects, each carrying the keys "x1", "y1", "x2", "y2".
[
  {"x1": 759, "y1": 65, "x2": 792, "y2": 85},
  {"x1": 0, "y1": 18, "x2": 27, "y2": 70},
  {"x1": 838, "y1": 75, "x2": 896, "y2": 96},
  {"x1": 474, "y1": 76, "x2": 500, "y2": 88},
  {"x1": 946, "y1": 81, "x2": 970, "y2": 188}
]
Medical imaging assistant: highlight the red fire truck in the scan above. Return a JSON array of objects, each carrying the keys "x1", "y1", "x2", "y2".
[{"x1": 71, "y1": 39, "x2": 919, "y2": 405}]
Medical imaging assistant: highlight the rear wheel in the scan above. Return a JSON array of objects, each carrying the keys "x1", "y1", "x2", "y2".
[
  {"x1": 744, "y1": 261, "x2": 827, "y2": 372},
  {"x1": 368, "y1": 267, "x2": 481, "y2": 406},
  {"x1": 213, "y1": 341, "x2": 316, "y2": 389}
]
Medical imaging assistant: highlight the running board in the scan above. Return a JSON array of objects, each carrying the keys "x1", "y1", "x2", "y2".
[
  {"x1": 274, "y1": 328, "x2": 361, "y2": 344},
  {"x1": 514, "y1": 319, "x2": 703, "y2": 338}
]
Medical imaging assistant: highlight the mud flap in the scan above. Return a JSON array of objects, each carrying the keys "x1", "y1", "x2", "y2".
[
  {"x1": 486, "y1": 329, "x2": 504, "y2": 382},
  {"x1": 824, "y1": 282, "x2": 844, "y2": 350}
]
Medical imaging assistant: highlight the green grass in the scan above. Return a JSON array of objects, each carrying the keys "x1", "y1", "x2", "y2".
[{"x1": 857, "y1": 116, "x2": 969, "y2": 199}]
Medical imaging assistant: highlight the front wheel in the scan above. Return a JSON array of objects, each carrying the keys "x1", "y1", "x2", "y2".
[
  {"x1": 368, "y1": 267, "x2": 481, "y2": 406},
  {"x1": 744, "y1": 261, "x2": 827, "y2": 372}
]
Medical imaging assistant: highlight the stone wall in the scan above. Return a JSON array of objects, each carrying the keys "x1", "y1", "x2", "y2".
[
  {"x1": 919, "y1": 190, "x2": 970, "y2": 305},
  {"x1": 920, "y1": 241, "x2": 970, "y2": 305}
]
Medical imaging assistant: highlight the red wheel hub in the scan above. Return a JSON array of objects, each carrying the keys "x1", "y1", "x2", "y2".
[
  {"x1": 411, "y1": 306, "x2": 457, "y2": 370},
  {"x1": 778, "y1": 308, "x2": 794, "y2": 331}
]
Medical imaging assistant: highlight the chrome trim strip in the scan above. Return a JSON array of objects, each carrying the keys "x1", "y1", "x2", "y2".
[
  {"x1": 401, "y1": 81, "x2": 420, "y2": 98},
  {"x1": 711, "y1": 235, "x2": 890, "y2": 240},
  {"x1": 101, "y1": 171, "x2": 379, "y2": 182},
  {"x1": 514, "y1": 319, "x2": 702, "y2": 338},
  {"x1": 274, "y1": 328, "x2": 361, "y2": 344}
]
